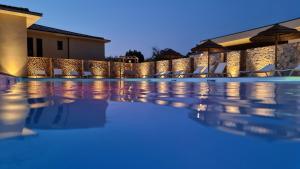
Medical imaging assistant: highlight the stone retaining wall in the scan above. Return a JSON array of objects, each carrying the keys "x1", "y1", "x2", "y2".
[
  {"x1": 26, "y1": 42, "x2": 300, "y2": 78},
  {"x1": 27, "y1": 57, "x2": 52, "y2": 77},
  {"x1": 88, "y1": 60, "x2": 109, "y2": 78},
  {"x1": 227, "y1": 51, "x2": 241, "y2": 77},
  {"x1": 278, "y1": 42, "x2": 300, "y2": 70},
  {"x1": 156, "y1": 60, "x2": 170, "y2": 74},
  {"x1": 246, "y1": 46, "x2": 275, "y2": 76},
  {"x1": 133, "y1": 62, "x2": 155, "y2": 78},
  {"x1": 172, "y1": 58, "x2": 191, "y2": 74},
  {"x1": 193, "y1": 53, "x2": 208, "y2": 70},
  {"x1": 53, "y1": 58, "x2": 83, "y2": 76}
]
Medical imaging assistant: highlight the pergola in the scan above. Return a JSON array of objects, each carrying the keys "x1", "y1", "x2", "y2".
[{"x1": 118, "y1": 56, "x2": 139, "y2": 78}]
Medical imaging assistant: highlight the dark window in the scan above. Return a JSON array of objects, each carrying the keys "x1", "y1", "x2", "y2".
[
  {"x1": 36, "y1": 38, "x2": 43, "y2": 57},
  {"x1": 57, "y1": 41, "x2": 63, "y2": 50},
  {"x1": 27, "y1": 37, "x2": 33, "y2": 56}
]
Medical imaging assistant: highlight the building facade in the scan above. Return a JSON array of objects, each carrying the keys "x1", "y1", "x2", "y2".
[
  {"x1": 0, "y1": 4, "x2": 110, "y2": 76},
  {"x1": 27, "y1": 24, "x2": 110, "y2": 60}
]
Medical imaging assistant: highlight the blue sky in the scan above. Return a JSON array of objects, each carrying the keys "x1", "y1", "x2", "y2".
[{"x1": 2, "y1": 0, "x2": 300, "y2": 58}]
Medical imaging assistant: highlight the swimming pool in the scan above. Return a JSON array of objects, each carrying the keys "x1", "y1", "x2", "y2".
[{"x1": 0, "y1": 78, "x2": 300, "y2": 169}]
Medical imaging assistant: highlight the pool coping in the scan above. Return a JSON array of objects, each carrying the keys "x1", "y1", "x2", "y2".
[{"x1": 21, "y1": 77, "x2": 300, "y2": 83}]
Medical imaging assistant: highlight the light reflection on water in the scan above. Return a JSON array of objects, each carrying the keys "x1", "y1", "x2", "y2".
[{"x1": 0, "y1": 78, "x2": 299, "y2": 141}]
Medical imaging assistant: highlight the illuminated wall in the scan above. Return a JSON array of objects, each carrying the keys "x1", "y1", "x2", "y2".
[
  {"x1": 172, "y1": 58, "x2": 191, "y2": 74},
  {"x1": 109, "y1": 62, "x2": 121, "y2": 78},
  {"x1": 88, "y1": 60, "x2": 109, "y2": 78},
  {"x1": 25, "y1": 42, "x2": 300, "y2": 78},
  {"x1": 133, "y1": 62, "x2": 155, "y2": 78},
  {"x1": 246, "y1": 46, "x2": 275, "y2": 77},
  {"x1": 210, "y1": 53, "x2": 224, "y2": 67},
  {"x1": 156, "y1": 60, "x2": 170, "y2": 73},
  {"x1": 193, "y1": 53, "x2": 208, "y2": 70},
  {"x1": 0, "y1": 13, "x2": 27, "y2": 76},
  {"x1": 278, "y1": 42, "x2": 300, "y2": 71},
  {"x1": 227, "y1": 51, "x2": 241, "y2": 77},
  {"x1": 53, "y1": 58, "x2": 83, "y2": 76},
  {"x1": 27, "y1": 57, "x2": 52, "y2": 77}
]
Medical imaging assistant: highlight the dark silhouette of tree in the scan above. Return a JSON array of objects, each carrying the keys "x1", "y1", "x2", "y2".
[
  {"x1": 150, "y1": 47, "x2": 183, "y2": 61},
  {"x1": 105, "y1": 56, "x2": 119, "y2": 61},
  {"x1": 125, "y1": 50, "x2": 144, "y2": 62}
]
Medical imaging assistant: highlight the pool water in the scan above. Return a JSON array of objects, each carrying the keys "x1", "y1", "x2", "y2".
[{"x1": 0, "y1": 79, "x2": 300, "y2": 169}]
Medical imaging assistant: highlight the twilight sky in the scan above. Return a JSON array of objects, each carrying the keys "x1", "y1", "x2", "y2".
[{"x1": 2, "y1": 0, "x2": 300, "y2": 58}]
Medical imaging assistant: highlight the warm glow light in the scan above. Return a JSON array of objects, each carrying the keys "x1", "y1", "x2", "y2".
[
  {"x1": 226, "y1": 82, "x2": 240, "y2": 98},
  {"x1": 0, "y1": 112, "x2": 27, "y2": 124},
  {"x1": 219, "y1": 38, "x2": 251, "y2": 47},
  {"x1": 194, "y1": 104, "x2": 207, "y2": 111},
  {"x1": 155, "y1": 100, "x2": 168, "y2": 105},
  {"x1": 225, "y1": 106, "x2": 240, "y2": 114},
  {"x1": 171, "y1": 102, "x2": 187, "y2": 108}
]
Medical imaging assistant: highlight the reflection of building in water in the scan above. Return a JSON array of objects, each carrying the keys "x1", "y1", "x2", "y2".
[
  {"x1": 0, "y1": 83, "x2": 36, "y2": 140},
  {"x1": 188, "y1": 82, "x2": 300, "y2": 141},
  {"x1": 225, "y1": 82, "x2": 241, "y2": 114},
  {"x1": 0, "y1": 75, "x2": 16, "y2": 93},
  {"x1": 156, "y1": 82, "x2": 170, "y2": 98},
  {"x1": 26, "y1": 81, "x2": 108, "y2": 129},
  {"x1": 194, "y1": 82, "x2": 209, "y2": 99},
  {"x1": 190, "y1": 109, "x2": 300, "y2": 140},
  {"x1": 62, "y1": 80, "x2": 84, "y2": 100},
  {"x1": 246, "y1": 82, "x2": 277, "y2": 117},
  {"x1": 91, "y1": 80, "x2": 110, "y2": 100},
  {"x1": 1, "y1": 79, "x2": 299, "y2": 141},
  {"x1": 171, "y1": 82, "x2": 190, "y2": 98},
  {"x1": 25, "y1": 99, "x2": 108, "y2": 129}
]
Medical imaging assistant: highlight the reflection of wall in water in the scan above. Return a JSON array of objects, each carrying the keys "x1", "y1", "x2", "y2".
[
  {"x1": 25, "y1": 99, "x2": 108, "y2": 129},
  {"x1": 0, "y1": 83, "x2": 34, "y2": 139},
  {"x1": 25, "y1": 81, "x2": 108, "y2": 130}
]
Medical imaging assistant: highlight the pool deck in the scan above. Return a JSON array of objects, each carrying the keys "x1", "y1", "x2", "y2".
[{"x1": 22, "y1": 76, "x2": 300, "y2": 83}]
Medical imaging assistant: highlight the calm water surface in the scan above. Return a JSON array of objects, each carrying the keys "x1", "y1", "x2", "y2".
[{"x1": 0, "y1": 78, "x2": 299, "y2": 169}]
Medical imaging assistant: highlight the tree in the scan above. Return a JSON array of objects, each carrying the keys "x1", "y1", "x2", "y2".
[
  {"x1": 151, "y1": 47, "x2": 183, "y2": 61},
  {"x1": 125, "y1": 50, "x2": 145, "y2": 62},
  {"x1": 105, "y1": 56, "x2": 119, "y2": 62}
]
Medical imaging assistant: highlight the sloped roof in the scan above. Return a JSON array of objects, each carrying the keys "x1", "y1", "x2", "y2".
[
  {"x1": 199, "y1": 17, "x2": 300, "y2": 47},
  {"x1": 0, "y1": 4, "x2": 42, "y2": 16},
  {"x1": 191, "y1": 39, "x2": 225, "y2": 53},
  {"x1": 29, "y1": 24, "x2": 110, "y2": 43}
]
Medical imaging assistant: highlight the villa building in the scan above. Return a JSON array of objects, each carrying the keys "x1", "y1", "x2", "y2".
[
  {"x1": 27, "y1": 24, "x2": 110, "y2": 60},
  {"x1": 0, "y1": 4, "x2": 110, "y2": 76}
]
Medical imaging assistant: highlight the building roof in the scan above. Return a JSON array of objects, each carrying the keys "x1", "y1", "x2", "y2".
[
  {"x1": 0, "y1": 4, "x2": 42, "y2": 16},
  {"x1": 28, "y1": 24, "x2": 111, "y2": 43},
  {"x1": 198, "y1": 17, "x2": 300, "y2": 48},
  {"x1": 0, "y1": 4, "x2": 42, "y2": 27}
]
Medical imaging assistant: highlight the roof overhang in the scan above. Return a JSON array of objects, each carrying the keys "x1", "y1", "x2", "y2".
[
  {"x1": 27, "y1": 29, "x2": 111, "y2": 43},
  {"x1": 0, "y1": 6, "x2": 42, "y2": 27},
  {"x1": 208, "y1": 18, "x2": 300, "y2": 47}
]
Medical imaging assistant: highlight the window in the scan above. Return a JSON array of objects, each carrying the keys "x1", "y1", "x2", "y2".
[
  {"x1": 36, "y1": 38, "x2": 43, "y2": 57},
  {"x1": 57, "y1": 41, "x2": 63, "y2": 50},
  {"x1": 27, "y1": 37, "x2": 33, "y2": 56}
]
